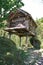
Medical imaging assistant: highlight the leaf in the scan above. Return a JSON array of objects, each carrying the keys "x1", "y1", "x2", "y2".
[{"x1": 0, "y1": 0, "x2": 24, "y2": 22}]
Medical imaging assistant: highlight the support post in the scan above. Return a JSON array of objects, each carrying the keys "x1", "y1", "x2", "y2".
[
  {"x1": 19, "y1": 36, "x2": 21, "y2": 47},
  {"x1": 26, "y1": 35, "x2": 28, "y2": 44},
  {"x1": 26, "y1": 35, "x2": 28, "y2": 49},
  {"x1": 8, "y1": 32, "x2": 11, "y2": 39}
]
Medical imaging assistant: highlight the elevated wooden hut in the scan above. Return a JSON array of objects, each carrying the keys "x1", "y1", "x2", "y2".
[
  {"x1": 5, "y1": 9, "x2": 37, "y2": 36},
  {"x1": 4, "y1": 9, "x2": 37, "y2": 46}
]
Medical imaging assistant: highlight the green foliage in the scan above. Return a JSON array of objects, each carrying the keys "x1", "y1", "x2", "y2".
[
  {"x1": 0, "y1": 37, "x2": 26, "y2": 65},
  {"x1": 36, "y1": 18, "x2": 43, "y2": 48},
  {"x1": 0, "y1": 22, "x2": 4, "y2": 28},
  {"x1": 30, "y1": 36, "x2": 41, "y2": 49},
  {"x1": 0, "y1": 0, "x2": 24, "y2": 22},
  {"x1": 0, "y1": 21, "x2": 7, "y2": 29}
]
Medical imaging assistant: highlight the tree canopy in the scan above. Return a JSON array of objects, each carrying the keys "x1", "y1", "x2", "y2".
[{"x1": 0, "y1": 0, "x2": 24, "y2": 22}]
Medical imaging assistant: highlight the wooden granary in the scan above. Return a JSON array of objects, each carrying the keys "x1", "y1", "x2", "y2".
[
  {"x1": 5, "y1": 9, "x2": 37, "y2": 36},
  {"x1": 5, "y1": 9, "x2": 37, "y2": 46}
]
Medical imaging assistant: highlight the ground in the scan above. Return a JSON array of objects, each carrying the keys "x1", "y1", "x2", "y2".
[{"x1": 24, "y1": 48, "x2": 43, "y2": 65}]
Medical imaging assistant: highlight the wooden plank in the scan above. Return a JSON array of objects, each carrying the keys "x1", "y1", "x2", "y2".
[
  {"x1": 4, "y1": 27, "x2": 35, "y2": 36},
  {"x1": 12, "y1": 17, "x2": 25, "y2": 22}
]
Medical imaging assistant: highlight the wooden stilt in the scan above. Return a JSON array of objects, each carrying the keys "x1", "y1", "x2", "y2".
[
  {"x1": 26, "y1": 35, "x2": 28, "y2": 44},
  {"x1": 8, "y1": 33, "x2": 11, "y2": 39},
  {"x1": 26, "y1": 35, "x2": 28, "y2": 49},
  {"x1": 19, "y1": 36, "x2": 21, "y2": 47},
  {"x1": 3, "y1": 31, "x2": 6, "y2": 37}
]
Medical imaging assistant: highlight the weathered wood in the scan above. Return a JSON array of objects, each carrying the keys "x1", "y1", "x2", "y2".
[
  {"x1": 4, "y1": 9, "x2": 37, "y2": 36},
  {"x1": 19, "y1": 36, "x2": 22, "y2": 47},
  {"x1": 12, "y1": 17, "x2": 25, "y2": 22},
  {"x1": 4, "y1": 26, "x2": 35, "y2": 37},
  {"x1": 8, "y1": 33, "x2": 11, "y2": 39},
  {"x1": 26, "y1": 35, "x2": 28, "y2": 44}
]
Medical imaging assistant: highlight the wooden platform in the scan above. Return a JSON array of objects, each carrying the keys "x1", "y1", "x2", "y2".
[{"x1": 4, "y1": 27, "x2": 35, "y2": 36}]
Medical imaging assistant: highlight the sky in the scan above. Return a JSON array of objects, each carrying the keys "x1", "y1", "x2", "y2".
[{"x1": 22, "y1": 0, "x2": 43, "y2": 20}]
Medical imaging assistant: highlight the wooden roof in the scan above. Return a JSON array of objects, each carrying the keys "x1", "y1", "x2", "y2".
[{"x1": 8, "y1": 9, "x2": 37, "y2": 27}]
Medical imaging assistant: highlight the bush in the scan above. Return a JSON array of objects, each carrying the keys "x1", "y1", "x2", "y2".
[
  {"x1": 30, "y1": 37, "x2": 41, "y2": 49},
  {"x1": 0, "y1": 37, "x2": 26, "y2": 65}
]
